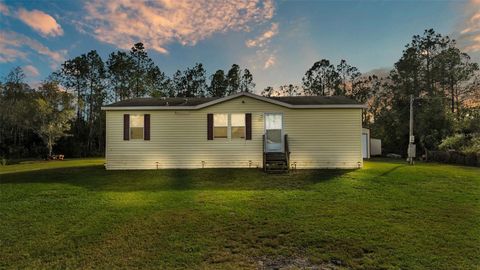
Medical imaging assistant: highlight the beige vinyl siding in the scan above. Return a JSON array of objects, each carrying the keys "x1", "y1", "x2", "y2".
[{"x1": 105, "y1": 96, "x2": 362, "y2": 169}]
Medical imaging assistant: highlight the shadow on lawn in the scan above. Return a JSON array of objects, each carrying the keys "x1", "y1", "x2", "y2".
[
  {"x1": 376, "y1": 164, "x2": 406, "y2": 178},
  {"x1": 0, "y1": 165, "x2": 355, "y2": 192}
]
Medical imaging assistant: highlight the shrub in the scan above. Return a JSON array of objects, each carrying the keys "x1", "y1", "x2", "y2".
[
  {"x1": 427, "y1": 150, "x2": 479, "y2": 167},
  {"x1": 465, "y1": 153, "x2": 478, "y2": 166},
  {"x1": 439, "y1": 134, "x2": 466, "y2": 151},
  {"x1": 461, "y1": 134, "x2": 480, "y2": 154}
]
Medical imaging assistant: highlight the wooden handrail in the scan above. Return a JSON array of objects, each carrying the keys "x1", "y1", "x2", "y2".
[
  {"x1": 284, "y1": 134, "x2": 290, "y2": 169},
  {"x1": 262, "y1": 134, "x2": 266, "y2": 171}
]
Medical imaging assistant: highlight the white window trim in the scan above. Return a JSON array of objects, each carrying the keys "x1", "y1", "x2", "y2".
[
  {"x1": 130, "y1": 114, "x2": 144, "y2": 140},
  {"x1": 212, "y1": 113, "x2": 247, "y2": 140},
  {"x1": 230, "y1": 113, "x2": 246, "y2": 140},
  {"x1": 213, "y1": 113, "x2": 229, "y2": 140}
]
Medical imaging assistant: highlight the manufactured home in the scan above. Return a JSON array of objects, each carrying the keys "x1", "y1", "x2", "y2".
[{"x1": 102, "y1": 92, "x2": 366, "y2": 171}]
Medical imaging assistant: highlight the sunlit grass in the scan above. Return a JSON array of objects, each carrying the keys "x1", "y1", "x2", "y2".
[
  {"x1": 0, "y1": 159, "x2": 479, "y2": 269},
  {"x1": 0, "y1": 158, "x2": 103, "y2": 174}
]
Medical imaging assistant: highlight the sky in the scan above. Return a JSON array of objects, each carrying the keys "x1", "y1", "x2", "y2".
[{"x1": 1, "y1": 0, "x2": 479, "y2": 93}]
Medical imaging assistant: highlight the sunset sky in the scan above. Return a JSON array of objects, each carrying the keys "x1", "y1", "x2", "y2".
[{"x1": 1, "y1": 0, "x2": 479, "y2": 92}]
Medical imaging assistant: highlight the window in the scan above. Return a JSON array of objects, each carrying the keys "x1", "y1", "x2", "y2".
[
  {"x1": 231, "y1": 114, "x2": 245, "y2": 139},
  {"x1": 213, "y1": 113, "x2": 228, "y2": 138},
  {"x1": 210, "y1": 113, "x2": 249, "y2": 140},
  {"x1": 130, "y1": 115, "x2": 144, "y2": 139}
]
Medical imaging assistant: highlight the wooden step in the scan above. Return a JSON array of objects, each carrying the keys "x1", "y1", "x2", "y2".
[
  {"x1": 265, "y1": 160, "x2": 289, "y2": 173},
  {"x1": 266, "y1": 169, "x2": 288, "y2": 174},
  {"x1": 264, "y1": 151, "x2": 289, "y2": 173},
  {"x1": 265, "y1": 152, "x2": 287, "y2": 161}
]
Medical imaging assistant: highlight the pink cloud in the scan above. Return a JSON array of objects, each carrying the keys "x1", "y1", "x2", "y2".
[
  {"x1": 244, "y1": 22, "x2": 279, "y2": 69},
  {"x1": 17, "y1": 8, "x2": 64, "y2": 37},
  {"x1": 458, "y1": 1, "x2": 480, "y2": 52},
  {"x1": 23, "y1": 65, "x2": 40, "y2": 77},
  {"x1": 246, "y1": 23, "x2": 279, "y2": 48},
  {"x1": 0, "y1": 30, "x2": 66, "y2": 68},
  {"x1": 464, "y1": 34, "x2": 480, "y2": 52},
  {"x1": 243, "y1": 46, "x2": 278, "y2": 71},
  {"x1": 0, "y1": 2, "x2": 9, "y2": 15},
  {"x1": 263, "y1": 54, "x2": 276, "y2": 69},
  {"x1": 81, "y1": 0, "x2": 275, "y2": 54}
]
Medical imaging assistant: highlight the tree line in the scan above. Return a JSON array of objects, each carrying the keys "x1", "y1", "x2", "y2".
[
  {"x1": 0, "y1": 43, "x2": 257, "y2": 159},
  {"x1": 370, "y1": 29, "x2": 479, "y2": 156},
  {"x1": 0, "y1": 69, "x2": 74, "y2": 159},
  {"x1": 262, "y1": 30, "x2": 479, "y2": 156},
  {"x1": 0, "y1": 29, "x2": 479, "y2": 161}
]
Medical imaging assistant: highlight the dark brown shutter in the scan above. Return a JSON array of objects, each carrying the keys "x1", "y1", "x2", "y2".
[
  {"x1": 245, "y1": 113, "x2": 252, "y2": 140},
  {"x1": 207, "y1": 113, "x2": 213, "y2": 140},
  {"x1": 123, "y1": 114, "x2": 130, "y2": 140},
  {"x1": 144, "y1": 114, "x2": 150, "y2": 140}
]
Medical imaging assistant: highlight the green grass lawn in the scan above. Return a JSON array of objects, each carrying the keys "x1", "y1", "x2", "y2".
[{"x1": 1, "y1": 159, "x2": 479, "y2": 269}]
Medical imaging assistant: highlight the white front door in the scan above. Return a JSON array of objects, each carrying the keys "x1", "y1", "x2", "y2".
[{"x1": 265, "y1": 113, "x2": 284, "y2": 152}]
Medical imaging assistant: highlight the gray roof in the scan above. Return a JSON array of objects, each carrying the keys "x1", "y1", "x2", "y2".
[
  {"x1": 104, "y1": 94, "x2": 361, "y2": 107},
  {"x1": 104, "y1": 97, "x2": 219, "y2": 107},
  {"x1": 270, "y1": 96, "x2": 361, "y2": 105}
]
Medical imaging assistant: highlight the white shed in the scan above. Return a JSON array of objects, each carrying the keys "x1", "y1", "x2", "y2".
[
  {"x1": 362, "y1": 128, "x2": 370, "y2": 159},
  {"x1": 370, "y1": 138, "x2": 382, "y2": 156}
]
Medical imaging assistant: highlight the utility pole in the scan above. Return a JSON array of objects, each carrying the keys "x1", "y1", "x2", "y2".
[
  {"x1": 407, "y1": 95, "x2": 415, "y2": 165},
  {"x1": 406, "y1": 95, "x2": 447, "y2": 165}
]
